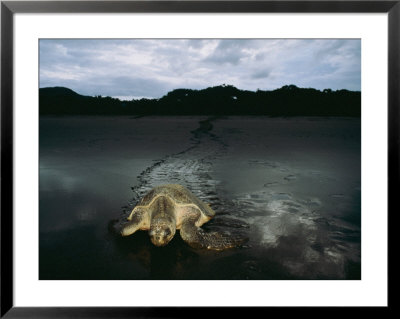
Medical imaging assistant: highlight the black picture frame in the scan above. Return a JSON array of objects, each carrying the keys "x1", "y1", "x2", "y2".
[{"x1": 1, "y1": 0, "x2": 396, "y2": 317}]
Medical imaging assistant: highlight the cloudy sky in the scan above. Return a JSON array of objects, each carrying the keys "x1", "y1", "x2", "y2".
[{"x1": 40, "y1": 39, "x2": 361, "y2": 100}]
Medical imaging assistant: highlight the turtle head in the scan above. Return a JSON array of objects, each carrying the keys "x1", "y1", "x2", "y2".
[{"x1": 149, "y1": 216, "x2": 176, "y2": 247}]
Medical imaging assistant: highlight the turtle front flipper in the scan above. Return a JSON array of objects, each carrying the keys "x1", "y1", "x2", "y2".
[
  {"x1": 120, "y1": 207, "x2": 148, "y2": 236},
  {"x1": 180, "y1": 216, "x2": 248, "y2": 251}
]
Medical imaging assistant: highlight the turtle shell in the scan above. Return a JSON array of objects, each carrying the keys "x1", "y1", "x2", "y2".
[{"x1": 138, "y1": 184, "x2": 215, "y2": 218}]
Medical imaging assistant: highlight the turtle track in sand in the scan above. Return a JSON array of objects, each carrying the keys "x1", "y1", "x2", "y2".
[{"x1": 117, "y1": 116, "x2": 248, "y2": 235}]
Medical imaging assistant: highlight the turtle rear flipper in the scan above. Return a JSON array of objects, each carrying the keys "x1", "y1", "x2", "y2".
[{"x1": 180, "y1": 217, "x2": 248, "y2": 250}]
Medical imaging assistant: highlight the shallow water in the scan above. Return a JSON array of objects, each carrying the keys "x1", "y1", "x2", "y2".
[{"x1": 39, "y1": 115, "x2": 361, "y2": 280}]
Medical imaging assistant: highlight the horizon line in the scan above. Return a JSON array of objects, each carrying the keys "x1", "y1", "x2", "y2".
[{"x1": 39, "y1": 84, "x2": 361, "y2": 101}]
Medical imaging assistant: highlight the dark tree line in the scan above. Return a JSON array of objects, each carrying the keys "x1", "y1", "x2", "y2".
[{"x1": 39, "y1": 84, "x2": 361, "y2": 117}]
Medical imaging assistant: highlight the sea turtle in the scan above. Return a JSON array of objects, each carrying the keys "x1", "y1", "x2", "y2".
[{"x1": 119, "y1": 184, "x2": 246, "y2": 250}]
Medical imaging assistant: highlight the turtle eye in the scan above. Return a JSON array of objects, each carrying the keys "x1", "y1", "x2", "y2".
[{"x1": 164, "y1": 229, "x2": 171, "y2": 236}]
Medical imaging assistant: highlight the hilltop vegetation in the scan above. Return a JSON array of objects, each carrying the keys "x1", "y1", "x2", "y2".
[{"x1": 39, "y1": 84, "x2": 361, "y2": 117}]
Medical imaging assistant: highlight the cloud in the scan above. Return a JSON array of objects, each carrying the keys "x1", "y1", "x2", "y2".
[
  {"x1": 203, "y1": 39, "x2": 252, "y2": 65},
  {"x1": 251, "y1": 68, "x2": 271, "y2": 79},
  {"x1": 40, "y1": 39, "x2": 361, "y2": 98}
]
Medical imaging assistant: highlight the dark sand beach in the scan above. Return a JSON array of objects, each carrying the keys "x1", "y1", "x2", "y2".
[{"x1": 39, "y1": 115, "x2": 361, "y2": 280}]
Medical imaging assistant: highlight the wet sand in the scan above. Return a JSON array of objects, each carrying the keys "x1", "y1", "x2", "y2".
[{"x1": 39, "y1": 115, "x2": 361, "y2": 280}]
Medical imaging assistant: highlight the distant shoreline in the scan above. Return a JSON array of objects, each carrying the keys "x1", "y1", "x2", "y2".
[
  {"x1": 39, "y1": 84, "x2": 361, "y2": 117},
  {"x1": 39, "y1": 115, "x2": 361, "y2": 122}
]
